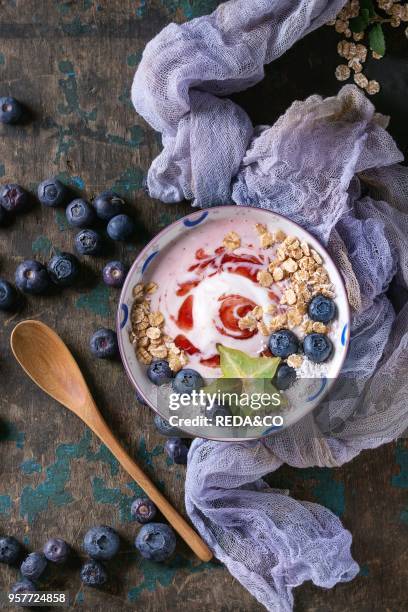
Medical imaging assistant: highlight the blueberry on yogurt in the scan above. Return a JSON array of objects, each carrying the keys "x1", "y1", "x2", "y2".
[
  {"x1": 303, "y1": 333, "x2": 333, "y2": 363},
  {"x1": 147, "y1": 360, "x2": 173, "y2": 386},
  {"x1": 268, "y1": 330, "x2": 299, "y2": 359},
  {"x1": 274, "y1": 363, "x2": 297, "y2": 390},
  {"x1": 308, "y1": 294, "x2": 336, "y2": 324},
  {"x1": 172, "y1": 369, "x2": 204, "y2": 394}
]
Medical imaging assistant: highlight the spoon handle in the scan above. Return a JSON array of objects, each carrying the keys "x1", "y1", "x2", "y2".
[{"x1": 82, "y1": 398, "x2": 213, "y2": 563}]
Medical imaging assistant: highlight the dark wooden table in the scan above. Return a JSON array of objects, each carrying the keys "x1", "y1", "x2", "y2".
[{"x1": 0, "y1": 1, "x2": 407, "y2": 610}]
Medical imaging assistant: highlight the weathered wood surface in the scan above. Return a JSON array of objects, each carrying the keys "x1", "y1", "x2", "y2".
[{"x1": 0, "y1": 1, "x2": 406, "y2": 611}]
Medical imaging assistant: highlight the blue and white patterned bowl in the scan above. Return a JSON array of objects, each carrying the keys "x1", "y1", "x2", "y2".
[{"x1": 117, "y1": 206, "x2": 350, "y2": 439}]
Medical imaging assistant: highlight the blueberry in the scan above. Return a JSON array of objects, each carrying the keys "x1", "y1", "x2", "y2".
[
  {"x1": 15, "y1": 260, "x2": 50, "y2": 294},
  {"x1": 131, "y1": 497, "x2": 157, "y2": 524},
  {"x1": 43, "y1": 538, "x2": 70, "y2": 564},
  {"x1": 164, "y1": 438, "x2": 189, "y2": 464},
  {"x1": 93, "y1": 191, "x2": 125, "y2": 221},
  {"x1": 172, "y1": 369, "x2": 204, "y2": 394},
  {"x1": 308, "y1": 294, "x2": 336, "y2": 324},
  {"x1": 47, "y1": 253, "x2": 79, "y2": 287},
  {"x1": 0, "y1": 279, "x2": 18, "y2": 311},
  {"x1": 20, "y1": 552, "x2": 47, "y2": 581},
  {"x1": 147, "y1": 360, "x2": 173, "y2": 386},
  {"x1": 0, "y1": 96, "x2": 23, "y2": 124},
  {"x1": 90, "y1": 328, "x2": 118, "y2": 359},
  {"x1": 83, "y1": 526, "x2": 120, "y2": 561},
  {"x1": 80, "y1": 559, "x2": 107, "y2": 587},
  {"x1": 107, "y1": 214, "x2": 135, "y2": 241},
  {"x1": 303, "y1": 333, "x2": 333, "y2": 363},
  {"x1": 37, "y1": 178, "x2": 68, "y2": 208},
  {"x1": 66, "y1": 199, "x2": 95, "y2": 228},
  {"x1": 0, "y1": 536, "x2": 21, "y2": 565},
  {"x1": 268, "y1": 329, "x2": 299, "y2": 358},
  {"x1": 134, "y1": 523, "x2": 176, "y2": 562},
  {"x1": 74, "y1": 229, "x2": 102, "y2": 256},
  {"x1": 275, "y1": 364, "x2": 297, "y2": 390},
  {"x1": 0, "y1": 184, "x2": 30, "y2": 214},
  {"x1": 102, "y1": 261, "x2": 128, "y2": 288},
  {"x1": 11, "y1": 579, "x2": 36, "y2": 596},
  {"x1": 153, "y1": 414, "x2": 184, "y2": 437}
]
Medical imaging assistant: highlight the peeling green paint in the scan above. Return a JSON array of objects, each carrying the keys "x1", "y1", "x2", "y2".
[
  {"x1": 112, "y1": 167, "x2": 144, "y2": 195},
  {"x1": 20, "y1": 459, "x2": 42, "y2": 474},
  {"x1": 392, "y1": 441, "x2": 408, "y2": 489},
  {"x1": 128, "y1": 555, "x2": 219, "y2": 601},
  {"x1": 127, "y1": 52, "x2": 143, "y2": 67},
  {"x1": 55, "y1": 210, "x2": 69, "y2": 231},
  {"x1": 107, "y1": 125, "x2": 144, "y2": 148},
  {"x1": 56, "y1": 171, "x2": 85, "y2": 190},
  {"x1": 0, "y1": 164, "x2": 5, "y2": 177},
  {"x1": 76, "y1": 283, "x2": 110, "y2": 317},
  {"x1": 32, "y1": 235, "x2": 53, "y2": 256},
  {"x1": 0, "y1": 495, "x2": 12, "y2": 515},
  {"x1": 0, "y1": 420, "x2": 25, "y2": 449},
  {"x1": 297, "y1": 468, "x2": 345, "y2": 517},
  {"x1": 359, "y1": 564, "x2": 369, "y2": 577},
  {"x1": 92, "y1": 477, "x2": 142, "y2": 522},
  {"x1": 136, "y1": 437, "x2": 164, "y2": 470},
  {"x1": 19, "y1": 430, "x2": 118, "y2": 524},
  {"x1": 400, "y1": 508, "x2": 408, "y2": 525},
  {"x1": 0, "y1": 53, "x2": 5, "y2": 65}
]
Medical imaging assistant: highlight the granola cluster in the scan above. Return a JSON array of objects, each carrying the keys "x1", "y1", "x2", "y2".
[
  {"x1": 129, "y1": 282, "x2": 188, "y2": 372},
  {"x1": 237, "y1": 226, "x2": 336, "y2": 369}
]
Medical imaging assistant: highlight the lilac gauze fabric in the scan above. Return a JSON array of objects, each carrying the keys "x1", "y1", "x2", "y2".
[{"x1": 131, "y1": 1, "x2": 408, "y2": 610}]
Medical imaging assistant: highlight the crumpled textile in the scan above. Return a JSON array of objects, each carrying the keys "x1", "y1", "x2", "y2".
[{"x1": 131, "y1": 1, "x2": 408, "y2": 610}]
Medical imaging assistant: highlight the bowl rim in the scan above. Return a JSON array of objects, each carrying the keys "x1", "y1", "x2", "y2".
[{"x1": 117, "y1": 204, "x2": 351, "y2": 440}]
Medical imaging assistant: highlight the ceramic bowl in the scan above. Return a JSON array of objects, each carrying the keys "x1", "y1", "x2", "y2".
[{"x1": 117, "y1": 206, "x2": 350, "y2": 440}]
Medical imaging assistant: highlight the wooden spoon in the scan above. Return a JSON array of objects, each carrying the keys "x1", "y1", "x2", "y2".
[{"x1": 10, "y1": 319, "x2": 212, "y2": 563}]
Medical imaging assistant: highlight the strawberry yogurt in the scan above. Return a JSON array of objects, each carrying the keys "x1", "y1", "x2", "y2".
[{"x1": 147, "y1": 217, "x2": 287, "y2": 377}]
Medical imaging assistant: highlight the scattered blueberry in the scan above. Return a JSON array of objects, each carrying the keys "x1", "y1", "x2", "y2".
[
  {"x1": 172, "y1": 369, "x2": 204, "y2": 394},
  {"x1": 275, "y1": 363, "x2": 297, "y2": 390},
  {"x1": 20, "y1": 552, "x2": 47, "y2": 581},
  {"x1": 102, "y1": 261, "x2": 128, "y2": 288},
  {"x1": 0, "y1": 96, "x2": 23, "y2": 124},
  {"x1": 153, "y1": 414, "x2": 184, "y2": 437},
  {"x1": 43, "y1": 538, "x2": 70, "y2": 564},
  {"x1": 90, "y1": 328, "x2": 118, "y2": 359},
  {"x1": 147, "y1": 360, "x2": 173, "y2": 386},
  {"x1": 131, "y1": 497, "x2": 157, "y2": 524},
  {"x1": 303, "y1": 333, "x2": 333, "y2": 363},
  {"x1": 164, "y1": 438, "x2": 189, "y2": 465},
  {"x1": 47, "y1": 253, "x2": 79, "y2": 287},
  {"x1": 0, "y1": 536, "x2": 21, "y2": 565},
  {"x1": 37, "y1": 178, "x2": 68, "y2": 208},
  {"x1": 93, "y1": 191, "x2": 125, "y2": 221},
  {"x1": 134, "y1": 523, "x2": 176, "y2": 562},
  {"x1": 15, "y1": 260, "x2": 50, "y2": 294},
  {"x1": 308, "y1": 294, "x2": 336, "y2": 324},
  {"x1": 107, "y1": 214, "x2": 135, "y2": 241},
  {"x1": 80, "y1": 559, "x2": 107, "y2": 587},
  {"x1": 0, "y1": 184, "x2": 30, "y2": 214},
  {"x1": 66, "y1": 198, "x2": 95, "y2": 228},
  {"x1": 11, "y1": 579, "x2": 37, "y2": 596},
  {"x1": 74, "y1": 229, "x2": 102, "y2": 256},
  {"x1": 268, "y1": 329, "x2": 299, "y2": 358},
  {"x1": 83, "y1": 526, "x2": 120, "y2": 561},
  {"x1": 0, "y1": 279, "x2": 18, "y2": 311}
]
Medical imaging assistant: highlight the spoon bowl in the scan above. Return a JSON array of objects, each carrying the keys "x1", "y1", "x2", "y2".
[{"x1": 11, "y1": 319, "x2": 212, "y2": 563}]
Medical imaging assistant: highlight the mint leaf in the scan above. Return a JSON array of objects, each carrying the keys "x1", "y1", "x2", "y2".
[
  {"x1": 350, "y1": 8, "x2": 370, "y2": 33},
  {"x1": 369, "y1": 23, "x2": 385, "y2": 56},
  {"x1": 217, "y1": 344, "x2": 280, "y2": 379}
]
